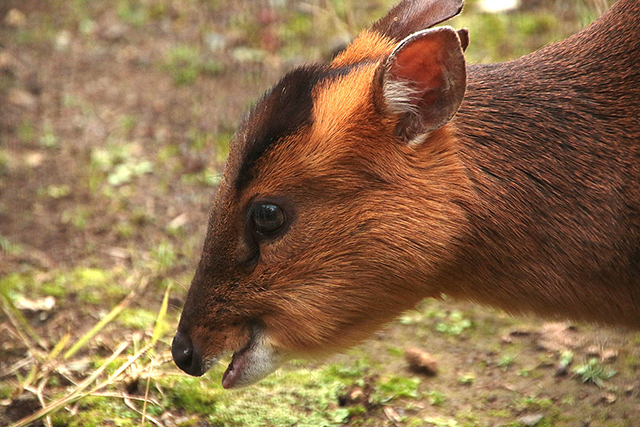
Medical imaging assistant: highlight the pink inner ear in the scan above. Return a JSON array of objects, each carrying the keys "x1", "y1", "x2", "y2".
[
  {"x1": 381, "y1": 27, "x2": 467, "y2": 136},
  {"x1": 389, "y1": 35, "x2": 447, "y2": 105},
  {"x1": 389, "y1": 33, "x2": 452, "y2": 104}
]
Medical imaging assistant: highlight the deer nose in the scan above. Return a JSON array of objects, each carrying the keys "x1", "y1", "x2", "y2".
[{"x1": 171, "y1": 331, "x2": 204, "y2": 376}]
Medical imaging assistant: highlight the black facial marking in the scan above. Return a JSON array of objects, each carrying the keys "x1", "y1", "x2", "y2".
[{"x1": 234, "y1": 63, "x2": 362, "y2": 192}]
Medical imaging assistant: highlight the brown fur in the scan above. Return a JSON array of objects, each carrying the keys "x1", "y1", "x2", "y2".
[{"x1": 174, "y1": 0, "x2": 640, "y2": 371}]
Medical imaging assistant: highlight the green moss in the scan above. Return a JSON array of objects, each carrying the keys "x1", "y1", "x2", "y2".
[
  {"x1": 373, "y1": 375, "x2": 420, "y2": 402},
  {"x1": 386, "y1": 345, "x2": 403, "y2": 357},
  {"x1": 0, "y1": 382, "x2": 14, "y2": 399},
  {"x1": 157, "y1": 362, "x2": 357, "y2": 427},
  {"x1": 41, "y1": 278, "x2": 66, "y2": 297},
  {"x1": 0, "y1": 272, "x2": 31, "y2": 296},
  {"x1": 161, "y1": 375, "x2": 223, "y2": 414},
  {"x1": 323, "y1": 359, "x2": 367, "y2": 382},
  {"x1": 513, "y1": 395, "x2": 553, "y2": 412},
  {"x1": 51, "y1": 395, "x2": 140, "y2": 427},
  {"x1": 488, "y1": 409, "x2": 512, "y2": 418}
]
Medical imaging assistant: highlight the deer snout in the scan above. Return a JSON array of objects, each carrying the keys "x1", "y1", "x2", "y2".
[{"x1": 171, "y1": 331, "x2": 205, "y2": 376}]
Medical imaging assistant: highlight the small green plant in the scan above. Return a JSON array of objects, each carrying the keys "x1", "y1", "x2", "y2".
[
  {"x1": 427, "y1": 390, "x2": 446, "y2": 406},
  {"x1": 559, "y1": 350, "x2": 574, "y2": 368},
  {"x1": 497, "y1": 354, "x2": 516, "y2": 371},
  {"x1": 186, "y1": 128, "x2": 215, "y2": 151},
  {"x1": 0, "y1": 235, "x2": 23, "y2": 255},
  {"x1": 323, "y1": 358, "x2": 367, "y2": 382},
  {"x1": 374, "y1": 376, "x2": 421, "y2": 402},
  {"x1": 163, "y1": 45, "x2": 223, "y2": 85},
  {"x1": 518, "y1": 368, "x2": 532, "y2": 377},
  {"x1": 424, "y1": 416, "x2": 460, "y2": 427},
  {"x1": 150, "y1": 241, "x2": 177, "y2": 273},
  {"x1": 180, "y1": 170, "x2": 221, "y2": 187},
  {"x1": 214, "y1": 131, "x2": 233, "y2": 163},
  {"x1": 107, "y1": 161, "x2": 153, "y2": 186},
  {"x1": 434, "y1": 310, "x2": 473, "y2": 336},
  {"x1": 386, "y1": 346, "x2": 403, "y2": 357},
  {"x1": 18, "y1": 120, "x2": 35, "y2": 144},
  {"x1": 332, "y1": 405, "x2": 366, "y2": 424},
  {"x1": 116, "y1": 0, "x2": 147, "y2": 26},
  {"x1": 114, "y1": 220, "x2": 135, "y2": 238},
  {"x1": 40, "y1": 121, "x2": 59, "y2": 148},
  {"x1": 119, "y1": 115, "x2": 137, "y2": 135},
  {"x1": 0, "y1": 150, "x2": 7, "y2": 176},
  {"x1": 90, "y1": 144, "x2": 153, "y2": 189},
  {"x1": 39, "y1": 184, "x2": 71, "y2": 199},
  {"x1": 514, "y1": 394, "x2": 553, "y2": 412},
  {"x1": 573, "y1": 358, "x2": 616, "y2": 387},
  {"x1": 61, "y1": 207, "x2": 90, "y2": 230},
  {"x1": 458, "y1": 373, "x2": 475, "y2": 385},
  {"x1": 399, "y1": 310, "x2": 425, "y2": 325}
]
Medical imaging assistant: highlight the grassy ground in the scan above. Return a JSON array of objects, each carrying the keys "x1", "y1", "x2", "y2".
[{"x1": 2, "y1": 0, "x2": 637, "y2": 426}]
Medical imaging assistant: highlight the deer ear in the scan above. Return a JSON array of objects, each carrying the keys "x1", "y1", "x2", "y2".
[
  {"x1": 375, "y1": 26, "x2": 467, "y2": 143},
  {"x1": 372, "y1": 0, "x2": 464, "y2": 41}
]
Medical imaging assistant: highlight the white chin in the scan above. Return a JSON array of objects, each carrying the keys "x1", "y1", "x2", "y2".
[{"x1": 221, "y1": 327, "x2": 285, "y2": 389}]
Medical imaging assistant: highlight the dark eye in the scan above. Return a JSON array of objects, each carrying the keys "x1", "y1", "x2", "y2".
[{"x1": 252, "y1": 203, "x2": 285, "y2": 236}]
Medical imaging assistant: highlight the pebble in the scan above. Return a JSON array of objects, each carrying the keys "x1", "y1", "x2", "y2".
[
  {"x1": 517, "y1": 413, "x2": 544, "y2": 426},
  {"x1": 8, "y1": 88, "x2": 37, "y2": 110},
  {"x1": 405, "y1": 346, "x2": 438, "y2": 376},
  {"x1": 4, "y1": 9, "x2": 26, "y2": 28},
  {"x1": 0, "y1": 51, "x2": 17, "y2": 72}
]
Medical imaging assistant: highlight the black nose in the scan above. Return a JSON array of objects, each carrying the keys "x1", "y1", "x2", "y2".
[{"x1": 171, "y1": 332, "x2": 204, "y2": 376}]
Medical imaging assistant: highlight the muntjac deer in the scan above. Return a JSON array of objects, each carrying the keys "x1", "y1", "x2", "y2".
[{"x1": 172, "y1": 0, "x2": 640, "y2": 389}]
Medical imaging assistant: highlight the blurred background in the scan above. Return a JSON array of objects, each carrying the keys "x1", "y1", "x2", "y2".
[{"x1": 3, "y1": 0, "x2": 637, "y2": 426}]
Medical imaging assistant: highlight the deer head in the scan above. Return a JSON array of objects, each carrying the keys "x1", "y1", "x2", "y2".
[{"x1": 172, "y1": 0, "x2": 470, "y2": 388}]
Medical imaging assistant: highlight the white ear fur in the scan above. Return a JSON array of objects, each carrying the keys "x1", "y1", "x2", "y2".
[
  {"x1": 383, "y1": 78, "x2": 422, "y2": 116},
  {"x1": 378, "y1": 26, "x2": 467, "y2": 142},
  {"x1": 384, "y1": 79, "x2": 432, "y2": 147},
  {"x1": 382, "y1": 26, "x2": 459, "y2": 116}
]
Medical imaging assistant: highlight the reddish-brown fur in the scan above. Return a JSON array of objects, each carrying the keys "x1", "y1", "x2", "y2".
[{"x1": 172, "y1": 0, "x2": 640, "y2": 384}]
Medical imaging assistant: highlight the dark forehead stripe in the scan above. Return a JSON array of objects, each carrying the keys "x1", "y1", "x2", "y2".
[{"x1": 234, "y1": 63, "x2": 360, "y2": 191}]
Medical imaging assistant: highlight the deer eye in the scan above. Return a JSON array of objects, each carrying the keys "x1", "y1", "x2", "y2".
[{"x1": 251, "y1": 203, "x2": 285, "y2": 236}]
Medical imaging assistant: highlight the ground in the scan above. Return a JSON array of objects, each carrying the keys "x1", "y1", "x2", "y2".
[{"x1": 1, "y1": 0, "x2": 637, "y2": 426}]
